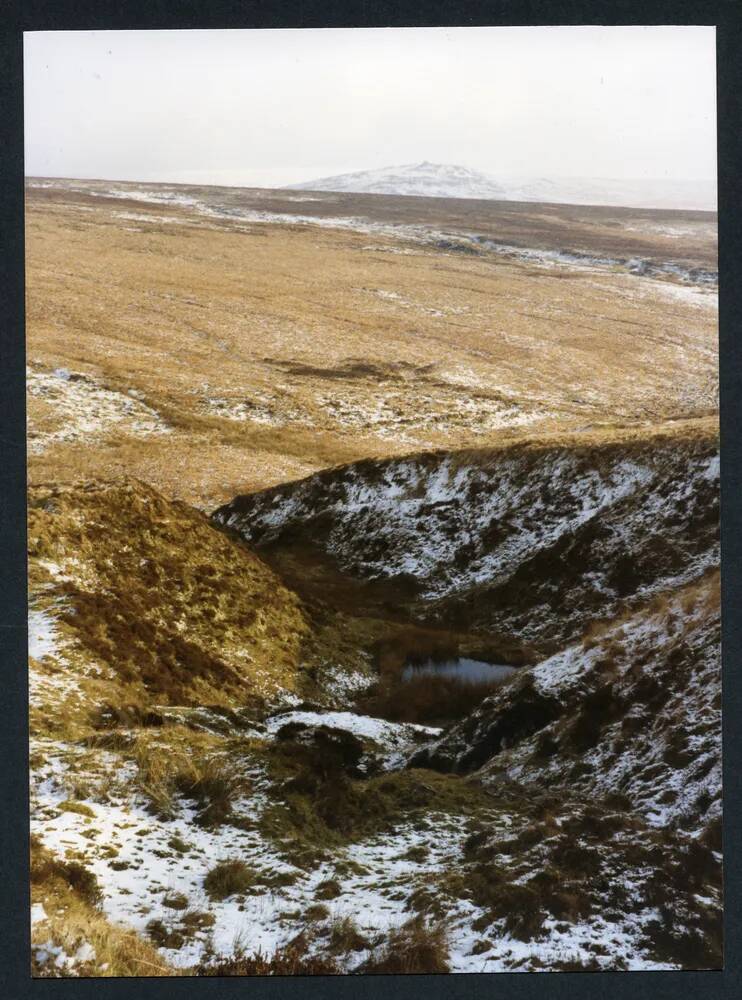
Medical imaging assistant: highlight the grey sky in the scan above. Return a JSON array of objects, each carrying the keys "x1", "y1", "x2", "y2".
[{"x1": 24, "y1": 26, "x2": 717, "y2": 188}]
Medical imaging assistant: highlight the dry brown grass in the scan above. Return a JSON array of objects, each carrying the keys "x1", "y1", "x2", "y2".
[
  {"x1": 360, "y1": 916, "x2": 450, "y2": 974},
  {"x1": 27, "y1": 478, "x2": 313, "y2": 717},
  {"x1": 26, "y1": 189, "x2": 717, "y2": 507},
  {"x1": 326, "y1": 915, "x2": 370, "y2": 955},
  {"x1": 31, "y1": 836, "x2": 178, "y2": 977},
  {"x1": 129, "y1": 732, "x2": 250, "y2": 826},
  {"x1": 196, "y1": 941, "x2": 340, "y2": 976},
  {"x1": 31, "y1": 844, "x2": 102, "y2": 909},
  {"x1": 203, "y1": 860, "x2": 258, "y2": 901}
]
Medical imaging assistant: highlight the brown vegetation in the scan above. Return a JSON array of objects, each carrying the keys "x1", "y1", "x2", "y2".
[
  {"x1": 197, "y1": 941, "x2": 340, "y2": 976},
  {"x1": 27, "y1": 479, "x2": 314, "y2": 724},
  {"x1": 258, "y1": 726, "x2": 495, "y2": 865},
  {"x1": 31, "y1": 837, "x2": 177, "y2": 977},
  {"x1": 360, "y1": 673, "x2": 508, "y2": 726},
  {"x1": 26, "y1": 186, "x2": 717, "y2": 508},
  {"x1": 359, "y1": 917, "x2": 450, "y2": 974},
  {"x1": 203, "y1": 860, "x2": 257, "y2": 901}
]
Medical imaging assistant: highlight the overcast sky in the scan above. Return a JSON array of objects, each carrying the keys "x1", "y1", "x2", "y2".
[{"x1": 24, "y1": 26, "x2": 717, "y2": 188}]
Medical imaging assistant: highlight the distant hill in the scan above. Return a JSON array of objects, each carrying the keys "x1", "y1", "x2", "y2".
[
  {"x1": 289, "y1": 162, "x2": 510, "y2": 201},
  {"x1": 288, "y1": 161, "x2": 717, "y2": 211}
]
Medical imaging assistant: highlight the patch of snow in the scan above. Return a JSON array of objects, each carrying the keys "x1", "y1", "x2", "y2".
[
  {"x1": 630, "y1": 279, "x2": 718, "y2": 311},
  {"x1": 264, "y1": 710, "x2": 439, "y2": 742},
  {"x1": 29, "y1": 609, "x2": 59, "y2": 660},
  {"x1": 73, "y1": 942, "x2": 96, "y2": 963},
  {"x1": 264, "y1": 710, "x2": 440, "y2": 771},
  {"x1": 113, "y1": 210, "x2": 192, "y2": 225},
  {"x1": 202, "y1": 393, "x2": 311, "y2": 428},
  {"x1": 314, "y1": 387, "x2": 542, "y2": 441},
  {"x1": 27, "y1": 367, "x2": 171, "y2": 454},
  {"x1": 320, "y1": 664, "x2": 376, "y2": 703}
]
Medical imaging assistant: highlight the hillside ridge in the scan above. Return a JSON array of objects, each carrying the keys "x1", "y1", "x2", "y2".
[
  {"x1": 212, "y1": 421, "x2": 719, "y2": 647},
  {"x1": 289, "y1": 161, "x2": 717, "y2": 211}
]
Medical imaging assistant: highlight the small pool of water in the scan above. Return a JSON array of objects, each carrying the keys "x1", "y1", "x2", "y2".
[{"x1": 401, "y1": 658, "x2": 517, "y2": 685}]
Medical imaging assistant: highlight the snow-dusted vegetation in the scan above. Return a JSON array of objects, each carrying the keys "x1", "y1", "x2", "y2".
[
  {"x1": 26, "y1": 176, "x2": 720, "y2": 977},
  {"x1": 27, "y1": 367, "x2": 171, "y2": 455},
  {"x1": 214, "y1": 426, "x2": 719, "y2": 645}
]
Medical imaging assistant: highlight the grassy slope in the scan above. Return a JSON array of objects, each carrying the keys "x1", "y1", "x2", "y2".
[{"x1": 28, "y1": 479, "x2": 316, "y2": 739}]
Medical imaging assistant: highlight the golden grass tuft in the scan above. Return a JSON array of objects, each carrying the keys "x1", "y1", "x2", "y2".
[
  {"x1": 31, "y1": 836, "x2": 178, "y2": 977},
  {"x1": 360, "y1": 916, "x2": 450, "y2": 974},
  {"x1": 203, "y1": 860, "x2": 257, "y2": 901},
  {"x1": 130, "y1": 733, "x2": 249, "y2": 826}
]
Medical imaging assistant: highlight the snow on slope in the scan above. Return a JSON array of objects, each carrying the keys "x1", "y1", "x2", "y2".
[
  {"x1": 32, "y1": 701, "x2": 717, "y2": 972},
  {"x1": 289, "y1": 162, "x2": 717, "y2": 211},
  {"x1": 405, "y1": 571, "x2": 722, "y2": 970},
  {"x1": 290, "y1": 162, "x2": 510, "y2": 201},
  {"x1": 412, "y1": 574, "x2": 721, "y2": 833},
  {"x1": 213, "y1": 431, "x2": 719, "y2": 645}
]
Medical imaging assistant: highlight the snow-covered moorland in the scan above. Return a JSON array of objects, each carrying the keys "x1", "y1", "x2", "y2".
[{"x1": 25, "y1": 177, "x2": 720, "y2": 977}]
